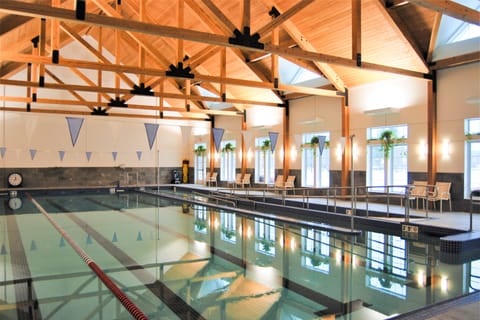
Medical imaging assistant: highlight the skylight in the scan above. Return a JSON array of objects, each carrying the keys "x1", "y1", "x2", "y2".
[
  {"x1": 437, "y1": 0, "x2": 480, "y2": 45},
  {"x1": 433, "y1": 0, "x2": 480, "y2": 61},
  {"x1": 278, "y1": 57, "x2": 329, "y2": 88}
]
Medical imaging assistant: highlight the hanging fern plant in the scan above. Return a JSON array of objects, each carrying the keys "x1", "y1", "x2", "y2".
[
  {"x1": 261, "y1": 139, "x2": 271, "y2": 151},
  {"x1": 222, "y1": 142, "x2": 235, "y2": 153},
  {"x1": 310, "y1": 136, "x2": 319, "y2": 145},
  {"x1": 194, "y1": 145, "x2": 206, "y2": 155},
  {"x1": 379, "y1": 130, "x2": 395, "y2": 159}
]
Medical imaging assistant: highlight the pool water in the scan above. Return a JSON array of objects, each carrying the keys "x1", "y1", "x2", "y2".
[{"x1": 0, "y1": 190, "x2": 479, "y2": 319}]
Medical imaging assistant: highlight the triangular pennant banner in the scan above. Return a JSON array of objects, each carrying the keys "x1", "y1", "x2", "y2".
[
  {"x1": 268, "y1": 132, "x2": 279, "y2": 152},
  {"x1": 136, "y1": 151, "x2": 142, "y2": 160},
  {"x1": 59, "y1": 236, "x2": 66, "y2": 247},
  {"x1": 0, "y1": 147, "x2": 6, "y2": 159},
  {"x1": 66, "y1": 117, "x2": 84, "y2": 147},
  {"x1": 86, "y1": 151, "x2": 92, "y2": 161},
  {"x1": 58, "y1": 150, "x2": 65, "y2": 161},
  {"x1": 30, "y1": 240, "x2": 37, "y2": 251},
  {"x1": 29, "y1": 149, "x2": 37, "y2": 160},
  {"x1": 86, "y1": 234, "x2": 93, "y2": 245},
  {"x1": 318, "y1": 135, "x2": 327, "y2": 156},
  {"x1": 212, "y1": 128, "x2": 225, "y2": 152},
  {"x1": 1, "y1": 244, "x2": 7, "y2": 255},
  {"x1": 112, "y1": 232, "x2": 118, "y2": 242},
  {"x1": 137, "y1": 231, "x2": 143, "y2": 241},
  {"x1": 112, "y1": 151, "x2": 118, "y2": 161},
  {"x1": 144, "y1": 123, "x2": 159, "y2": 150}
]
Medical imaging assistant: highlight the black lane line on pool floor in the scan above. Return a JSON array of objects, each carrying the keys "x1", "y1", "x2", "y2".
[
  {"x1": 45, "y1": 198, "x2": 206, "y2": 320},
  {"x1": 4, "y1": 213, "x2": 42, "y2": 319},
  {"x1": 85, "y1": 195, "x2": 355, "y2": 316}
]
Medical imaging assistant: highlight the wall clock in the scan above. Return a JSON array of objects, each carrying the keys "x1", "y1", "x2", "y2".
[
  {"x1": 7, "y1": 172, "x2": 23, "y2": 188},
  {"x1": 8, "y1": 197, "x2": 23, "y2": 210}
]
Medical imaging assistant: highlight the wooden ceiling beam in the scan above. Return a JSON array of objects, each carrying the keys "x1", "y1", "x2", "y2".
[
  {"x1": 186, "y1": 0, "x2": 283, "y2": 103},
  {"x1": 94, "y1": 0, "x2": 206, "y2": 111},
  {"x1": 0, "y1": 105, "x2": 211, "y2": 121},
  {"x1": 429, "y1": 51, "x2": 480, "y2": 70},
  {"x1": 408, "y1": 0, "x2": 480, "y2": 26},
  {"x1": 0, "y1": 95, "x2": 221, "y2": 115},
  {"x1": 0, "y1": 0, "x2": 429, "y2": 80},
  {"x1": 1, "y1": 52, "x2": 340, "y2": 98},
  {"x1": 60, "y1": 22, "x2": 135, "y2": 88},
  {"x1": 426, "y1": 12, "x2": 442, "y2": 64},
  {"x1": 0, "y1": 78, "x2": 282, "y2": 107}
]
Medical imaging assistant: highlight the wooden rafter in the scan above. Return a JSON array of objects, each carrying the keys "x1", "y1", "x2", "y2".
[
  {"x1": 1, "y1": 52, "x2": 339, "y2": 99},
  {"x1": 185, "y1": 0, "x2": 283, "y2": 103},
  {"x1": 0, "y1": 78, "x2": 282, "y2": 107},
  {"x1": 426, "y1": 12, "x2": 442, "y2": 63},
  {"x1": 408, "y1": 0, "x2": 480, "y2": 26},
  {"x1": 0, "y1": 0, "x2": 429, "y2": 78}
]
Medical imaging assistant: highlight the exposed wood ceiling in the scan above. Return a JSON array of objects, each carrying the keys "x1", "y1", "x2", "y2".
[{"x1": 0, "y1": 0, "x2": 479, "y2": 120}]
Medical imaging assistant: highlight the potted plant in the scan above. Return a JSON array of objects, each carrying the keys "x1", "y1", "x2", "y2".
[
  {"x1": 194, "y1": 145, "x2": 206, "y2": 155},
  {"x1": 194, "y1": 219, "x2": 207, "y2": 231},
  {"x1": 261, "y1": 139, "x2": 271, "y2": 151},
  {"x1": 379, "y1": 129, "x2": 395, "y2": 159},
  {"x1": 221, "y1": 227, "x2": 236, "y2": 239},
  {"x1": 222, "y1": 142, "x2": 235, "y2": 153}
]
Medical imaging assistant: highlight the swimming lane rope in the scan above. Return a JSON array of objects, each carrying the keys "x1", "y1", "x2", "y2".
[{"x1": 26, "y1": 193, "x2": 149, "y2": 320}]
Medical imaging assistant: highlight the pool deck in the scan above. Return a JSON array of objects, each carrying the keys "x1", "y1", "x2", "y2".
[{"x1": 180, "y1": 184, "x2": 480, "y2": 233}]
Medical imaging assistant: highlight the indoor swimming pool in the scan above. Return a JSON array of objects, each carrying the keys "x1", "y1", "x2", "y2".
[{"x1": 0, "y1": 189, "x2": 479, "y2": 319}]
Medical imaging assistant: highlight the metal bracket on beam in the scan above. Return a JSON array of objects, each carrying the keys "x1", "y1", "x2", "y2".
[
  {"x1": 108, "y1": 97, "x2": 128, "y2": 108},
  {"x1": 130, "y1": 83, "x2": 154, "y2": 96},
  {"x1": 91, "y1": 107, "x2": 109, "y2": 116},
  {"x1": 229, "y1": 27, "x2": 264, "y2": 50},
  {"x1": 52, "y1": 50, "x2": 59, "y2": 64},
  {"x1": 356, "y1": 53, "x2": 361, "y2": 67},
  {"x1": 166, "y1": 62, "x2": 194, "y2": 79},
  {"x1": 269, "y1": 7, "x2": 281, "y2": 18},
  {"x1": 75, "y1": 0, "x2": 86, "y2": 20}
]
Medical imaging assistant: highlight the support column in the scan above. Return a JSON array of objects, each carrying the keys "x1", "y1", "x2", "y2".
[
  {"x1": 427, "y1": 77, "x2": 437, "y2": 185},
  {"x1": 341, "y1": 96, "x2": 350, "y2": 194}
]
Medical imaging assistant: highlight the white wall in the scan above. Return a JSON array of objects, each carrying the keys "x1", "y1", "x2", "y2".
[
  {"x1": 0, "y1": 111, "x2": 211, "y2": 168},
  {"x1": 349, "y1": 77, "x2": 429, "y2": 172},
  {"x1": 289, "y1": 95, "x2": 343, "y2": 170},
  {"x1": 436, "y1": 62, "x2": 480, "y2": 173}
]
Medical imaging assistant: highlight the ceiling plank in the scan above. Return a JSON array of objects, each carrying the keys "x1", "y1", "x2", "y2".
[
  {"x1": 375, "y1": 0, "x2": 429, "y2": 72},
  {"x1": 408, "y1": 0, "x2": 480, "y2": 26},
  {"x1": 255, "y1": 0, "x2": 314, "y2": 38},
  {"x1": 0, "y1": 0, "x2": 429, "y2": 79}
]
